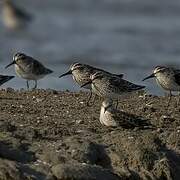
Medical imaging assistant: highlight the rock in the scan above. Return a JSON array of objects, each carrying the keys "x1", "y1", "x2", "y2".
[
  {"x1": 5, "y1": 87, "x2": 15, "y2": 93},
  {"x1": 64, "y1": 137, "x2": 109, "y2": 166},
  {"x1": 0, "y1": 158, "x2": 25, "y2": 180},
  {"x1": 51, "y1": 163, "x2": 121, "y2": 180},
  {"x1": 138, "y1": 148, "x2": 158, "y2": 170},
  {"x1": 153, "y1": 158, "x2": 173, "y2": 180},
  {"x1": 0, "y1": 141, "x2": 36, "y2": 163},
  {"x1": 0, "y1": 121, "x2": 16, "y2": 133},
  {"x1": 41, "y1": 149, "x2": 66, "y2": 166}
]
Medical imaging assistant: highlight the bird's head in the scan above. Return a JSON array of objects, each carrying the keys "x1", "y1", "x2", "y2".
[
  {"x1": 59, "y1": 62, "x2": 84, "y2": 78},
  {"x1": 143, "y1": 66, "x2": 167, "y2": 81},
  {"x1": 102, "y1": 99, "x2": 113, "y2": 113},
  {"x1": 5, "y1": 52, "x2": 26, "y2": 69}
]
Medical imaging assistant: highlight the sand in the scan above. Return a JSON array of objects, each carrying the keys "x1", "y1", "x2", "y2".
[{"x1": 0, "y1": 89, "x2": 179, "y2": 180}]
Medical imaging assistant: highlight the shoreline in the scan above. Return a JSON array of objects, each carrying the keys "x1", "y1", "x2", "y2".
[{"x1": 0, "y1": 89, "x2": 179, "y2": 179}]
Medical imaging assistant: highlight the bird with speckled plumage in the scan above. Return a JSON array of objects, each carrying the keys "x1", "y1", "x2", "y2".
[
  {"x1": 59, "y1": 62, "x2": 124, "y2": 105},
  {"x1": 81, "y1": 71, "x2": 145, "y2": 107},
  {"x1": 100, "y1": 99, "x2": 150, "y2": 128},
  {"x1": 143, "y1": 66, "x2": 180, "y2": 106}
]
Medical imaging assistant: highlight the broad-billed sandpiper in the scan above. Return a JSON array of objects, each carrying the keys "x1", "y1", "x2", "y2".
[
  {"x1": 2, "y1": 0, "x2": 32, "y2": 30},
  {"x1": 100, "y1": 99, "x2": 149, "y2": 128},
  {"x1": 0, "y1": 75, "x2": 14, "y2": 86},
  {"x1": 100, "y1": 99, "x2": 118, "y2": 127},
  {"x1": 5, "y1": 52, "x2": 53, "y2": 89},
  {"x1": 143, "y1": 66, "x2": 180, "y2": 106},
  {"x1": 81, "y1": 71, "x2": 145, "y2": 106},
  {"x1": 59, "y1": 63, "x2": 124, "y2": 105}
]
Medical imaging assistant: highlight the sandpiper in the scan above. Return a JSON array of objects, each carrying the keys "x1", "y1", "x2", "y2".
[
  {"x1": 5, "y1": 52, "x2": 53, "y2": 89},
  {"x1": 0, "y1": 75, "x2": 14, "y2": 86},
  {"x1": 2, "y1": 0, "x2": 32, "y2": 30},
  {"x1": 59, "y1": 63, "x2": 124, "y2": 105},
  {"x1": 100, "y1": 99, "x2": 118, "y2": 127},
  {"x1": 100, "y1": 99, "x2": 149, "y2": 128},
  {"x1": 81, "y1": 71, "x2": 145, "y2": 106},
  {"x1": 143, "y1": 66, "x2": 180, "y2": 106}
]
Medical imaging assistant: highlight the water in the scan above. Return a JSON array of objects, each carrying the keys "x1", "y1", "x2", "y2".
[{"x1": 1, "y1": 0, "x2": 180, "y2": 95}]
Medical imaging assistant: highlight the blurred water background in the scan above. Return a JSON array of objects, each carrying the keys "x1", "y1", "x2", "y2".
[{"x1": 1, "y1": 0, "x2": 180, "y2": 95}]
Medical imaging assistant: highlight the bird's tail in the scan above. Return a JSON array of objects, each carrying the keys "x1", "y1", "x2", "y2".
[
  {"x1": 131, "y1": 84, "x2": 145, "y2": 91},
  {"x1": 0, "y1": 75, "x2": 14, "y2": 86},
  {"x1": 45, "y1": 68, "x2": 53, "y2": 74}
]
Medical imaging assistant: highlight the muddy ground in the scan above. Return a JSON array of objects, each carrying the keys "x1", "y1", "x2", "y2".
[{"x1": 0, "y1": 89, "x2": 179, "y2": 180}]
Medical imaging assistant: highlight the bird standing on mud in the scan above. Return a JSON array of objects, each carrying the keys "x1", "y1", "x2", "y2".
[
  {"x1": 81, "y1": 71, "x2": 145, "y2": 107},
  {"x1": 5, "y1": 52, "x2": 53, "y2": 89},
  {"x1": 59, "y1": 62, "x2": 124, "y2": 105},
  {"x1": 143, "y1": 66, "x2": 180, "y2": 106},
  {"x1": 2, "y1": 0, "x2": 32, "y2": 30}
]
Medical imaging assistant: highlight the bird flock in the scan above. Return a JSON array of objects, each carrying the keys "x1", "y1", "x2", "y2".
[
  {"x1": 1, "y1": 52, "x2": 180, "y2": 128},
  {"x1": 1, "y1": 0, "x2": 180, "y2": 127}
]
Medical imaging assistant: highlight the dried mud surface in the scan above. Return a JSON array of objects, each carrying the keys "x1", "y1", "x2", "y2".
[{"x1": 0, "y1": 89, "x2": 179, "y2": 180}]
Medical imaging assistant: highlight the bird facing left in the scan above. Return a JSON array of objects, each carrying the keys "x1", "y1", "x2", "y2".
[{"x1": 5, "y1": 52, "x2": 53, "y2": 89}]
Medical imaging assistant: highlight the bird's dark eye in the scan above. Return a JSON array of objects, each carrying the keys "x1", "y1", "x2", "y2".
[
  {"x1": 158, "y1": 68, "x2": 166, "y2": 73},
  {"x1": 20, "y1": 55, "x2": 26, "y2": 60}
]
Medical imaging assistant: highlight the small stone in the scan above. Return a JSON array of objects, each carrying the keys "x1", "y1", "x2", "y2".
[
  {"x1": 6, "y1": 87, "x2": 14, "y2": 93},
  {"x1": 76, "y1": 120, "x2": 83, "y2": 124},
  {"x1": 36, "y1": 98, "x2": 43, "y2": 103},
  {"x1": 157, "y1": 128, "x2": 163, "y2": 133}
]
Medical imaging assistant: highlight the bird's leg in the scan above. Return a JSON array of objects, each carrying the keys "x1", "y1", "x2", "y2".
[
  {"x1": 164, "y1": 92, "x2": 169, "y2": 97},
  {"x1": 115, "y1": 99, "x2": 119, "y2": 109},
  {"x1": 33, "y1": 80, "x2": 37, "y2": 90},
  {"x1": 91, "y1": 94, "x2": 96, "y2": 105},
  {"x1": 87, "y1": 91, "x2": 96, "y2": 106},
  {"x1": 176, "y1": 91, "x2": 180, "y2": 107},
  {"x1": 167, "y1": 90, "x2": 172, "y2": 107},
  {"x1": 26, "y1": 80, "x2": 29, "y2": 90},
  {"x1": 86, "y1": 91, "x2": 92, "y2": 106}
]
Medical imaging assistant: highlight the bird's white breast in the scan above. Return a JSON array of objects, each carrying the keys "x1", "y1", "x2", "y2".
[
  {"x1": 99, "y1": 107, "x2": 118, "y2": 127},
  {"x1": 156, "y1": 74, "x2": 180, "y2": 91},
  {"x1": 15, "y1": 65, "x2": 45, "y2": 80}
]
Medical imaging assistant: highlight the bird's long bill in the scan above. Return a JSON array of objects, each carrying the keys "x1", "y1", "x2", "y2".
[
  {"x1": 59, "y1": 70, "x2": 72, "y2": 78},
  {"x1": 142, "y1": 73, "x2": 155, "y2": 81},
  {"x1": 81, "y1": 81, "x2": 92, "y2": 88},
  {"x1": 5, "y1": 61, "x2": 15, "y2": 69}
]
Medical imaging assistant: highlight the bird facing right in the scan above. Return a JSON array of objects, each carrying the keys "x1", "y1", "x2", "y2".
[
  {"x1": 2, "y1": 0, "x2": 32, "y2": 30},
  {"x1": 143, "y1": 66, "x2": 180, "y2": 106},
  {"x1": 5, "y1": 52, "x2": 53, "y2": 89}
]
